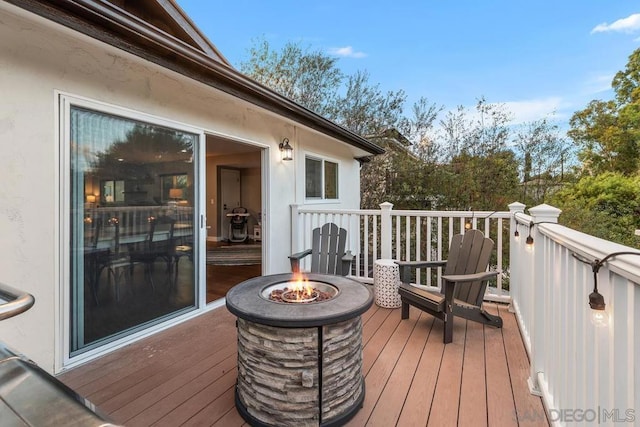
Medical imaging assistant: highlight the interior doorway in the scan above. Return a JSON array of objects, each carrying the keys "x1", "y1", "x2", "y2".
[
  {"x1": 205, "y1": 134, "x2": 263, "y2": 303},
  {"x1": 219, "y1": 168, "x2": 241, "y2": 241}
]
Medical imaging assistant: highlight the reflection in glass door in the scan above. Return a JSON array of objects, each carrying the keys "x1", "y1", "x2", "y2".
[{"x1": 68, "y1": 104, "x2": 198, "y2": 355}]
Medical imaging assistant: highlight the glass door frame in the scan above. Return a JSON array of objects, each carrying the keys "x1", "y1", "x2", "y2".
[{"x1": 58, "y1": 92, "x2": 207, "y2": 370}]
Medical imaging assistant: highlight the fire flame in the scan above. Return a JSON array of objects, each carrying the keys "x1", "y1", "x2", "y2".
[{"x1": 291, "y1": 273, "x2": 315, "y2": 301}]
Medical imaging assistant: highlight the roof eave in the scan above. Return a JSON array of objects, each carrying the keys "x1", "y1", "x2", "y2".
[{"x1": 7, "y1": 0, "x2": 384, "y2": 156}]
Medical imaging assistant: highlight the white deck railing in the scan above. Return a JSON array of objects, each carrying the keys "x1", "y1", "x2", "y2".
[
  {"x1": 84, "y1": 205, "x2": 193, "y2": 237},
  {"x1": 291, "y1": 202, "x2": 511, "y2": 303},
  {"x1": 509, "y1": 203, "x2": 640, "y2": 426},
  {"x1": 293, "y1": 201, "x2": 640, "y2": 424}
]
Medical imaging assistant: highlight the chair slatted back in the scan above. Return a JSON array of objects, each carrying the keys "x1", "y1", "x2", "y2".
[
  {"x1": 149, "y1": 216, "x2": 176, "y2": 256},
  {"x1": 85, "y1": 217, "x2": 102, "y2": 249},
  {"x1": 310, "y1": 223, "x2": 348, "y2": 276},
  {"x1": 444, "y1": 229, "x2": 494, "y2": 306}
]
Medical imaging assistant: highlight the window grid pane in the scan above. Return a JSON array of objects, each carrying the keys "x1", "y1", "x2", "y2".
[
  {"x1": 324, "y1": 161, "x2": 338, "y2": 199},
  {"x1": 305, "y1": 157, "x2": 322, "y2": 198}
]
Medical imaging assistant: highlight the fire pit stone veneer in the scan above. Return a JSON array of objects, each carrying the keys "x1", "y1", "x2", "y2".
[{"x1": 226, "y1": 273, "x2": 373, "y2": 427}]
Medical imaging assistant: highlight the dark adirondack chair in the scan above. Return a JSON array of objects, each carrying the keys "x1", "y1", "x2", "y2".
[
  {"x1": 129, "y1": 215, "x2": 176, "y2": 292},
  {"x1": 396, "y1": 229, "x2": 502, "y2": 344},
  {"x1": 289, "y1": 223, "x2": 354, "y2": 276}
]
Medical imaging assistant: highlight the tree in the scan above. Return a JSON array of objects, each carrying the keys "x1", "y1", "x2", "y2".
[
  {"x1": 550, "y1": 173, "x2": 640, "y2": 247},
  {"x1": 434, "y1": 98, "x2": 520, "y2": 210},
  {"x1": 240, "y1": 38, "x2": 343, "y2": 118},
  {"x1": 241, "y1": 39, "x2": 547, "y2": 214},
  {"x1": 331, "y1": 70, "x2": 407, "y2": 136},
  {"x1": 568, "y1": 48, "x2": 640, "y2": 176},
  {"x1": 514, "y1": 118, "x2": 570, "y2": 204},
  {"x1": 241, "y1": 38, "x2": 445, "y2": 209}
]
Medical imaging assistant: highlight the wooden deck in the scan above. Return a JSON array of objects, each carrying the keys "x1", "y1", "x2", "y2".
[{"x1": 58, "y1": 300, "x2": 548, "y2": 426}]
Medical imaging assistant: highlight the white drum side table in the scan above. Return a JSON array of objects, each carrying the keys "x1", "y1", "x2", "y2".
[{"x1": 373, "y1": 259, "x2": 402, "y2": 308}]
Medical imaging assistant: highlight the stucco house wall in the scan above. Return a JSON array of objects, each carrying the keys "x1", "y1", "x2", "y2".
[{"x1": 0, "y1": 2, "x2": 365, "y2": 372}]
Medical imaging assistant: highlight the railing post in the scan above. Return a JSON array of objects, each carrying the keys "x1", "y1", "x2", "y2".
[
  {"x1": 290, "y1": 204, "x2": 300, "y2": 253},
  {"x1": 380, "y1": 202, "x2": 393, "y2": 260},
  {"x1": 508, "y1": 202, "x2": 526, "y2": 313},
  {"x1": 527, "y1": 203, "x2": 562, "y2": 396}
]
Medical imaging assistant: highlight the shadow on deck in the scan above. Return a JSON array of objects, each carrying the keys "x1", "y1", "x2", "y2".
[{"x1": 58, "y1": 298, "x2": 548, "y2": 426}]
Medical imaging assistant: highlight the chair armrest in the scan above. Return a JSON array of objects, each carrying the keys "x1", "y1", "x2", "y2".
[
  {"x1": 395, "y1": 260, "x2": 447, "y2": 283},
  {"x1": 289, "y1": 249, "x2": 312, "y2": 261},
  {"x1": 340, "y1": 251, "x2": 355, "y2": 276},
  {"x1": 342, "y1": 251, "x2": 354, "y2": 263},
  {"x1": 442, "y1": 270, "x2": 499, "y2": 283},
  {"x1": 289, "y1": 249, "x2": 312, "y2": 273}
]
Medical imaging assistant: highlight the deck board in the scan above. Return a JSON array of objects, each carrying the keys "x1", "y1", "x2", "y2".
[
  {"x1": 427, "y1": 318, "x2": 466, "y2": 426},
  {"x1": 396, "y1": 316, "x2": 442, "y2": 426},
  {"x1": 458, "y1": 319, "x2": 488, "y2": 427},
  {"x1": 59, "y1": 300, "x2": 548, "y2": 426},
  {"x1": 500, "y1": 305, "x2": 548, "y2": 426},
  {"x1": 366, "y1": 311, "x2": 430, "y2": 426},
  {"x1": 484, "y1": 304, "x2": 518, "y2": 427}
]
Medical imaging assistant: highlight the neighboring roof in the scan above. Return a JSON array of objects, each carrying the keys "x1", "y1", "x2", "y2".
[
  {"x1": 375, "y1": 128, "x2": 412, "y2": 147},
  {"x1": 7, "y1": 0, "x2": 384, "y2": 156},
  {"x1": 367, "y1": 128, "x2": 420, "y2": 161}
]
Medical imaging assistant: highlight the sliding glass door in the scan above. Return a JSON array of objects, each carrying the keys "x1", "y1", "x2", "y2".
[{"x1": 67, "y1": 101, "x2": 200, "y2": 356}]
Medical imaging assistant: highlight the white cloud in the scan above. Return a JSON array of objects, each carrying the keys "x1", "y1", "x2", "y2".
[
  {"x1": 438, "y1": 97, "x2": 568, "y2": 131},
  {"x1": 499, "y1": 97, "x2": 569, "y2": 124},
  {"x1": 327, "y1": 46, "x2": 367, "y2": 58},
  {"x1": 591, "y1": 13, "x2": 640, "y2": 34},
  {"x1": 583, "y1": 74, "x2": 614, "y2": 95}
]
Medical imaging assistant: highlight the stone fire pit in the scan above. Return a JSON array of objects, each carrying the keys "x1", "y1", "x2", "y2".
[{"x1": 226, "y1": 273, "x2": 373, "y2": 427}]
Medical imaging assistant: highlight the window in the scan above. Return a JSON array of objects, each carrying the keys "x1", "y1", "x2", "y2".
[
  {"x1": 305, "y1": 156, "x2": 338, "y2": 199},
  {"x1": 161, "y1": 173, "x2": 188, "y2": 202}
]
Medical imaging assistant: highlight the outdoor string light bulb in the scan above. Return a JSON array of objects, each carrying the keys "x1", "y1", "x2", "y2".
[
  {"x1": 574, "y1": 251, "x2": 640, "y2": 327},
  {"x1": 514, "y1": 225, "x2": 520, "y2": 240},
  {"x1": 525, "y1": 221, "x2": 534, "y2": 248}
]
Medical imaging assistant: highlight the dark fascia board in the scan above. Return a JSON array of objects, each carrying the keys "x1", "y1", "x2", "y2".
[
  {"x1": 6, "y1": 0, "x2": 385, "y2": 156},
  {"x1": 157, "y1": 0, "x2": 231, "y2": 65}
]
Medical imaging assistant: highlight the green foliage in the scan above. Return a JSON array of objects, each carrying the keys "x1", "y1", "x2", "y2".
[
  {"x1": 331, "y1": 70, "x2": 408, "y2": 136},
  {"x1": 514, "y1": 118, "x2": 571, "y2": 205},
  {"x1": 559, "y1": 47, "x2": 640, "y2": 245},
  {"x1": 242, "y1": 38, "x2": 564, "y2": 216},
  {"x1": 550, "y1": 173, "x2": 640, "y2": 246},
  {"x1": 569, "y1": 48, "x2": 640, "y2": 176},
  {"x1": 241, "y1": 38, "x2": 343, "y2": 118}
]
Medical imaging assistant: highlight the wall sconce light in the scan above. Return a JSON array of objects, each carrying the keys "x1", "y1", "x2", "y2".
[{"x1": 279, "y1": 138, "x2": 293, "y2": 161}]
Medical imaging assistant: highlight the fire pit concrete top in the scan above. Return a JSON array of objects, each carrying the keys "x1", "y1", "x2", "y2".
[{"x1": 226, "y1": 273, "x2": 373, "y2": 327}]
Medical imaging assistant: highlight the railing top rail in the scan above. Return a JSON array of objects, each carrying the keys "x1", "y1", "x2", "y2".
[
  {"x1": 295, "y1": 207, "x2": 511, "y2": 219},
  {"x1": 538, "y1": 222, "x2": 640, "y2": 285},
  {"x1": 86, "y1": 206, "x2": 192, "y2": 212},
  {"x1": 295, "y1": 208, "x2": 381, "y2": 215},
  {"x1": 513, "y1": 212, "x2": 533, "y2": 226},
  {"x1": 391, "y1": 210, "x2": 510, "y2": 219},
  {"x1": 0, "y1": 283, "x2": 35, "y2": 321}
]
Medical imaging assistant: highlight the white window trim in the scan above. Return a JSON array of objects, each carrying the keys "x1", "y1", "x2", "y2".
[{"x1": 304, "y1": 152, "x2": 340, "y2": 203}]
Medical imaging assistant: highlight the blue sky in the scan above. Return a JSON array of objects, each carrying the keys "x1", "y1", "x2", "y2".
[{"x1": 177, "y1": 1, "x2": 638, "y2": 127}]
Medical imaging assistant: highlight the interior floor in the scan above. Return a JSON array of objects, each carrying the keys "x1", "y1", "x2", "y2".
[{"x1": 206, "y1": 240, "x2": 262, "y2": 303}]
